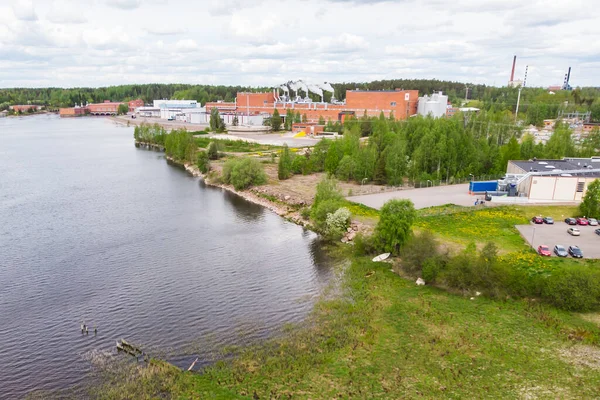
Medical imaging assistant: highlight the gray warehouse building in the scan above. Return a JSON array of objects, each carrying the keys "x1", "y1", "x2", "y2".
[{"x1": 506, "y1": 157, "x2": 600, "y2": 201}]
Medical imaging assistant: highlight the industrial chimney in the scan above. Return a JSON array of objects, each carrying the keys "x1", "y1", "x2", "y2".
[{"x1": 510, "y1": 55, "x2": 516, "y2": 82}]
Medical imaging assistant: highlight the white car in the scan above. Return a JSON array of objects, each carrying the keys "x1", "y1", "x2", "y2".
[
  {"x1": 567, "y1": 227, "x2": 581, "y2": 236},
  {"x1": 588, "y1": 218, "x2": 598, "y2": 226}
]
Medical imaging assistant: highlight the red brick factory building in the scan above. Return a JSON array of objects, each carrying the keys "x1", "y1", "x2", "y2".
[
  {"x1": 206, "y1": 88, "x2": 418, "y2": 123},
  {"x1": 60, "y1": 99, "x2": 143, "y2": 117}
]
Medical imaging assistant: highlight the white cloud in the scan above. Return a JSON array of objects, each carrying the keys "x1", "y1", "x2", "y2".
[
  {"x1": 46, "y1": 1, "x2": 87, "y2": 24},
  {"x1": 175, "y1": 39, "x2": 198, "y2": 51},
  {"x1": 0, "y1": 0, "x2": 598, "y2": 88},
  {"x1": 12, "y1": 0, "x2": 37, "y2": 21},
  {"x1": 105, "y1": 0, "x2": 141, "y2": 10}
]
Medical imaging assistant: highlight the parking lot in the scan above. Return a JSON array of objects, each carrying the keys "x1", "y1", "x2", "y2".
[{"x1": 516, "y1": 222, "x2": 600, "y2": 259}]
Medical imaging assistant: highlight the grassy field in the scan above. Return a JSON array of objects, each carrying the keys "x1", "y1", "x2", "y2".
[
  {"x1": 195, "y1": 137, "x2": 279, "y2": 153},
  {"x1": 416, "y1": 205, "x2": 580, "y2": 253},
  {"x1": 92, "y1": 256, "x2": 600, "y2": 399}
]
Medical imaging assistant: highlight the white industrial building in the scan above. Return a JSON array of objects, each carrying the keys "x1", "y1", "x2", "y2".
[
  {"x1": 417, "y1": 91, "x2": 448, "y2": 118},
  {"x1": 506, "y1": 158, "x2": 600, "y2": 201}
]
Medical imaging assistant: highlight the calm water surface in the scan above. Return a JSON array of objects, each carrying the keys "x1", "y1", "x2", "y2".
[{"x1": 0, "y1": 115, "x2": 332, "y2": 398}]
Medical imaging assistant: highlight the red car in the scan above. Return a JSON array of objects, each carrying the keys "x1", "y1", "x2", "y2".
[
  {"x1": 576, "y1": 218, "x2": 589, "y2": 226},
  {"x1": 531, "y1": 216, "x2": 543, "y2": 224},
  {"x1": 537, "y1": 245, "x2": 552, "y2": 256}
]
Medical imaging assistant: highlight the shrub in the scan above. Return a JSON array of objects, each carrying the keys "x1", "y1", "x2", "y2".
[
  {"x1": 222, "y1": 158, "x2": 267, "y2": 190},
  {"x1": 422, "y1": 258, "x2": 443, "y2": 283},
  {"x1": 197, "y1": 151, "x2": 210, "y2": 173},
  {"x1": 541, "y1": 267, "x2": 600, "y2": 311},
  {"x1": 401, "y1": 230, "x2": 440, "y2": 276},
  {"x1": 313, "y1": 176, "x2": 343, "y2": 207},
  {"x1": 278, "y1": 144, "x2": 293, "y2": 180},
  {"x1": 353, "y1": 234, "x2": 377, "y2": 256},
  {"x1": 300, "y1": 207, "x2": 311, "y2": 220},
  {"x1": 311, "y1": 199, "x2": 342, "y2": 232},
  {"x1": 325, "y1": 207, "x2": 351, "y2": 239},
  {"x1": 374, "y1": 199, "x2": 416, "y2": 255},
  {"x1": 291, "y1": 155, "x2": 309, "y2": 175},
  {"x1": 207, "y1": 141, "x2": 219, "y2": 160}
]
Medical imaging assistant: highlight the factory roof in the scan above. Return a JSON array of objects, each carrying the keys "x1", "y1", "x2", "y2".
[{"x1": 510, "y1": 158, "x2": 600, "y2": 177}]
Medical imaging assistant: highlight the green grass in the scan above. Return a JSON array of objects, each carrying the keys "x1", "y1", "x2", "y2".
[
  {"x1": 340, "y1": 200, "x2": 380, "y2": 218},
  {"x1": 195, "y1": 137, "x2": 279, "y2": 153},
  {"x1": 90, "y1": 256, "x2": 600, "y2": 399},
  {"x1": 416, "y1": 205, "x2": 580, "y2": 253}
]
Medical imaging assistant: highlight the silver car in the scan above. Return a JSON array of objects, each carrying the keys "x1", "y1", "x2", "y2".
[
  {"x1": 588, "y1": 218, "x2": 598, "y2": 226},
  {"x1": 553, "y1": 245, "x2": 568, "y2": 257},
  {"x1": 568, "y1": 227, "x2": 581, "y2": 236}
]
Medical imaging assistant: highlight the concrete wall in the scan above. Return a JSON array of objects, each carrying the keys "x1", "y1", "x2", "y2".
[
  {"x1": 529, "y1": 177, "x2": 556, "y2": 200},
  {"x1": 527, "y1": 176, "x2": 598, "y2": 201}
]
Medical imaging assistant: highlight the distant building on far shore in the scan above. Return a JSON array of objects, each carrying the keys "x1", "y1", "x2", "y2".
[
  {"x1": 59, "y1": 99, "x2": 143, "y2": 117},
  {"x1": 9, "y1": 105, "x2": 42, "y2": 112}
]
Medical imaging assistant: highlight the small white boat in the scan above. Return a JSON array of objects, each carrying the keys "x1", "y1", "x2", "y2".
[{"x1": 372, "y1": 253, "x2": 390, "y2": 262}]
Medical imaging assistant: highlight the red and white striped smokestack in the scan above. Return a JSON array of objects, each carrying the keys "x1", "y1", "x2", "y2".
[{"x1": 510, "y1": 55, "x2": 516, "y2": 82}]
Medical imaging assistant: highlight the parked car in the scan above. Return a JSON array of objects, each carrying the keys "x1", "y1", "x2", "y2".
[
  {"x1": 568, "y1": 245, "x2": 583, "y2": 258},
  {"x1": 531, "y1": 216, "x2": 543, "y2": 224},
  {"x1": 565, "y1": 218, "x2": 577, "y2": 225},
  {"x1": 537, "y1": 245, "x2": 552, "y2": 256},
  {"x1": 553, "y1": 245, "x2": 568, "y2": 257},
  {"x1": 595, "y1": 228, "x2": 600, "y2": 236},
  {"x1": 576, "y1": 218, "x2": 589, "y2": 225},
  {"x1": 543, "y1": 217, "x2": 554, "y2": 224},
  {"x1": 568, "y1": 227, "x2": 581, "y2": 236},
  {"x1": 588, "y1": 218, "x2": 598, "y2": 226}
]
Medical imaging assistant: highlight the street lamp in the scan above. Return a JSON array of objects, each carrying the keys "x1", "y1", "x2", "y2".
[
  {"x1": 427, "y1": 179, "x2": 432, "y2": 188},
  {"x1": 469, "y1": 173, "x2": 474, "y2": 182}
]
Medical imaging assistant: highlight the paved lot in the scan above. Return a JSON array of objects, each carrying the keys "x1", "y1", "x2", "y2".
[
  {"x1": 516, "y1": 223, "x2": 600, "y2": 259},
  {"x1": 208, "y1": 132, "x2": 319, "y2": 148},
  {"x1": 347, "y1": 184, "x2": 477, "y2": 210}
]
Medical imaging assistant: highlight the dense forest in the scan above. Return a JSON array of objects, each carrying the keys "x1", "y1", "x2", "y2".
[{"x1": 2, "y1": 80, "x2": 599, "y2": 123}]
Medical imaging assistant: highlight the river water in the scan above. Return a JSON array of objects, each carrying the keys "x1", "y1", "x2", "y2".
[{"x1": 0, "y1": 115, "x2": 333, "y2": 398}]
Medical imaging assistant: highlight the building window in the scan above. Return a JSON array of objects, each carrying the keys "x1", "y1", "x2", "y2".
[
  {"x1": 577, "y1": 182, "x2": 585, "y2": 192},
  {"x1": 390, "y1": 102, "x2": 396, "y2": 106},
  {"x1": 263, "y1": 100, "x2": 267, "y2": 105}
]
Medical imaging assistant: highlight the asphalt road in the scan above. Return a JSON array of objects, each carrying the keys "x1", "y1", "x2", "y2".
[
  {"x1": 516, "y1": 223, "x2": 600, "y2": 259},
  {"x1": 347, "y1": 184, "x2": 476, "y2": 210}
]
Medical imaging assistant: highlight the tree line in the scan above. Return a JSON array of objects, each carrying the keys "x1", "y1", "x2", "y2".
[
  {"x1": 278, "y1": 112, "x2": 600, "y2": 185},
  {"x1": 3, "y1": 80, "x2": 599, "y2": 123}
]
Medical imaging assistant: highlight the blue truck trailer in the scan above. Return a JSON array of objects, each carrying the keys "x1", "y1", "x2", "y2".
[{"x1": 469, "y1": 180, "x2": 498, "y2": 193}]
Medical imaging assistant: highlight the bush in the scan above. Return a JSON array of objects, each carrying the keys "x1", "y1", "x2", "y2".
[
  {"x1": 325, "y1": 207, "x2": 351, "y2": 239},
  {"x1": 291, "y1": 155, "x2": 309, "y2": 175},
  {"x1": 313, "y1": 176, "x2": 343, "y2": 207},
  {"x1": 222, "y1": 157, "x2": 268, "y2": 190},
  {"x1": 541, "y1": 267, "x2": 600, "y2": 311},
  {"x1": 374, "y1": 199, "x2": 416, "y2": 255},
  {"x1": 401, "y1": 230, "x2": 440, "y2": 276},
  {"x1": 207, "y1": 141, "x2": 219, "y2": 160},
  {"x1": 300, "y1": 207, "x2": 311, "y2": 220},
  {"x1": 353, "y1": 234, "x2": 377, "y2": 256},
  {"x1": 197, "y1": 151, "x2": 210, "y2": 173},
  {"x1": 278, "y1": 144, "x2": 293, "y2": 180},
  {"x1": 311, "y1": 199, "x2": 342, "y2": 232},
  {"x1": 422, "y1": 258, "x2": 443, "y2": 283}
]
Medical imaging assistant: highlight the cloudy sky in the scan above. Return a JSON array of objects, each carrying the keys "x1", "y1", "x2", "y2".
[{"x1": 0, "y1": 0, "x2": 598, "y2": 88}]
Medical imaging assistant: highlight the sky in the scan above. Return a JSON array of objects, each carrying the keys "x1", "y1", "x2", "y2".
[{"x1": 0, "y1": 0, "x2": 598, "y2": 89}]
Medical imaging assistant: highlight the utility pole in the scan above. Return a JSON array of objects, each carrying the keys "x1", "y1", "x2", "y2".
[{"x1": 464, "y1": 85, "x2": 469, "y2": 103}]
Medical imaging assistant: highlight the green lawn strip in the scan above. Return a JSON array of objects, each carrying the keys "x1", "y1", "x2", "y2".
[
  {"x1": 174, "y1": 258, "x2": 600, "y2": 399},
  {"x1": 195, "y1": 137, "x2": 280, "y2": 153}
]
